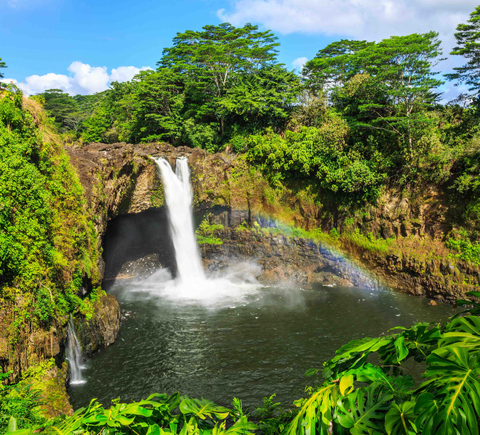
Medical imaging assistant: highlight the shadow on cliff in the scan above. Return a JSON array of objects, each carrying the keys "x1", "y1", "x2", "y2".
[{"x1": 102, "y1": 208, "x2": 176, "y2": 290}]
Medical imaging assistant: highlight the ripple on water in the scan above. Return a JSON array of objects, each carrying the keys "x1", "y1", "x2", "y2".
[{"x1": 69, "y1": 275, "x2": 455, "y2": 410}]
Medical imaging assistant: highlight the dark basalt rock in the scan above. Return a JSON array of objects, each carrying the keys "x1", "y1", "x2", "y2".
[{"x1": 73, "y1": 294, "x2": 121, "y2": 357}]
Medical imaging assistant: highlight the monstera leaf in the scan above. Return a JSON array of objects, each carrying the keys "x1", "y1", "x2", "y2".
[
  {"x1": 179, "y1": 397, "x2": 230, "y2": 420},
  {"x1": 384, "y1": 401, "x2": 418, "y2": 435},
  {"x1": 335, "y1": 383, "x2": 393, "y2": 435},
  {"x1": 344, "y1": 363, "x2": 414, "y2": 398},
  {"x1": 323, "y1": 336, "x2": 393, "y2": 379},
  {"x1": 438, "y1": 315, "x2": 480, "y2": 357},
  {"x1": 287, "y1": 383, "x2": 339, "y2": 435},
  {"x1": 379, "y1": 323, "x2": 442, "y2": 365},
  {"x1": 416, "y1": 346, "x2": 480, "y2": 434}
]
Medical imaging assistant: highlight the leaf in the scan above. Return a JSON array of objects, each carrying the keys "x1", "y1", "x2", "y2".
[
  {"x1": 179, "y1": 397, "x2": 230, "y2": 420},
  {"x1": 323, "y1": 336, "x2": 393, "y2": 379},
  {"x1": 438, "y1": 316, "x2": 480, "y2": 357},
  {"x1": 336, "y1": 383, "x2": 393, "y2": 435},
  {"x1": 147, "y1": 424, "x2": 162, "y2": 435},
  {"x1": 7, "y1": 417, "x2": 17, "y2": 433},
  {"x1": 339, "y1": 374, "x2": 354, "y2": 396},
  {"x1": 224, "y1": 416, "x2": 257, "y2": 435},
  {"x1": 417, "y1": 346, "x2": 480, "y2": 434},
  {"x1": 394, "y1": 336, "x2": 409, "y2": 363},
  {"x1": 286, "y1": 383, "x2": 339, "y2": 435},
  {"x1": 414, "y1": 393, "x2": 439, "y2": 434},
  {"x1": 385, "y1": 401, "x2": 417, "y2": 435},
  {"x1": 305, "y1": 368, "x2": 319, "y2": 377}
]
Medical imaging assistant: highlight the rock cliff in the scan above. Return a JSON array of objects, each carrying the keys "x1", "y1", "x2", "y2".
[{"x1": 67, "y1": 142, "x2": 479, "y2": 302}]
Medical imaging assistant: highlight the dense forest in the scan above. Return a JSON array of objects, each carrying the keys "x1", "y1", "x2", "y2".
[
  {"x1": 2, "y1": 4, "x2": 480, "y2": 435},
  {"x1": 10, "y1": 10, "x2": 480, "y2": 248}
]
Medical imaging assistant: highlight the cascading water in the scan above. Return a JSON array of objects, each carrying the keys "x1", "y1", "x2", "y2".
[
  {"x1": 154, "y1": 157, "x2": 206, "y2": 286},
  {"x1": 66, "y1": 318, "x2": 85, "y2": 385},
  {"x1": 150, "y1": 156, "x2": 260, "y2": 302}
]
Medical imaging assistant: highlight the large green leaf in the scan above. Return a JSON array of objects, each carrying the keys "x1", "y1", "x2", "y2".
[
  {"x1": 335, "y1": 383, "x2": 393, "y2": 435},
  {"x1": 323, "y1": 336, "x2": 393, "y2": 379},
  {"x1": 344, "y1": 363, "x2": 414, "y2": 397},
  {"x1": 380, "y1": 323, "x2": 442, "y2": 365},
  {"x1": 286, "y1": 383, "x2": 339, "y2": 435},
  {"x1": 438, "y1": 315, "x2": 480, "y2": 357},
  {"x1": 385, "y1": 401, "x2": 417, "y2": 435},
  {"x1": 417, "y1": 346, "x2": 480, "y2": 434},
  {"x1": 179, "y1": 397, "x2": 230, "y2": 420}
]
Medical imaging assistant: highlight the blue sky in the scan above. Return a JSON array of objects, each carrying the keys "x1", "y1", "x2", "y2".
[{"x1": 1, "y1": 0, "x2": 478, "y2": 99}]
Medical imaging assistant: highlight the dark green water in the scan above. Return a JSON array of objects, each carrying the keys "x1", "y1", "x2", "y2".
[{"x1": 69, "y1": 279, "x2": 454, "y2": 410}]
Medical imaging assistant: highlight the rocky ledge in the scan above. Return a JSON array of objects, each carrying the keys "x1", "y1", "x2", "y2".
[
  {"x1": 69, "y1": 142, "x2": 479, "y2": 304},
  {"x1": 200, "y1": 227, "x2": 381, "y2": 290}
]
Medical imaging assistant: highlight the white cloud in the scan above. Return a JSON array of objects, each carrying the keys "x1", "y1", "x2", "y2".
[
  {"x1": 217, "y1": 0, "x2": 477, "y2": 53},
  {"x1": 68, "y1": 61, "x2": 110, "y2": 94},
  {"x1": 6, "y1": 62, "x2": 153, "y2": 96},
  {"x1": 292, "y1": 56, "x2": 308, "y2": 72},
  {"x1": 110, "y1": 66, "x2": 151, "y2": 82}
]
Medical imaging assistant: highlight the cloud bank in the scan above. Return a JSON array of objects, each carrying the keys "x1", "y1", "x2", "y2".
[
  {"x1": 2, "y1": 62, "x2": 152, "y2": 96},
  {"x1": 218, "y1": 0, "x2": 477, "y2": 49}
]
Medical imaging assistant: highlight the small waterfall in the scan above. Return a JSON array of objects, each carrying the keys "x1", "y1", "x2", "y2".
[
  {"x1": 66, "y1": 318, "x2": 85, "y2": 385},
  {"x1": 154, "y1": 157, "x2": 206, "y2": 285}
]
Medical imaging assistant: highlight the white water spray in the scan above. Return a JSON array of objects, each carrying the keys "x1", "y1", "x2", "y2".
[
  {"x1": 66, "y1": 318, "x2": 85, "y2": 385},
  {"x1": 149, "y1": 157, "x2": 261, "y2": 304},
  {"x1": 154, "y1": 157, "x2": 206, "y2": 285}
]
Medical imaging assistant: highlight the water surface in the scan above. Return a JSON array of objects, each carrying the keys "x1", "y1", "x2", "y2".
[{"x1": 69, "y1": 278, "x2": 454, "y2": 410}]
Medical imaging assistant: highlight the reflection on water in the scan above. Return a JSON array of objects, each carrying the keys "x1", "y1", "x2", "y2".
[{"x1": 69, "y1": 278, "x2": 454, "y2": 410}]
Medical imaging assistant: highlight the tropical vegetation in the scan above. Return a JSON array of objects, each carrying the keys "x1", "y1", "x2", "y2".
[
  {"x1": 2, "y1": 3, "x2": 480, "y2": 435},
  {"x1": 3, "y1": 294, "x2": 480, "y2": 435}
]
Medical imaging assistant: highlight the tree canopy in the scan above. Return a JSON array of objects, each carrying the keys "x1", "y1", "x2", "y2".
[
  {"x1": 0, "y1": 58, "x2": 6, "y2": 79},
  {"x1": 447, "y1": 5, "x2": 480, "y2": 101}
]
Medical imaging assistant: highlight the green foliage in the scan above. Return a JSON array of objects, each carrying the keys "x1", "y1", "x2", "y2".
[
  {"x1": 0, "y1": 373, "x2": 46, "y2": 435},
  {"x1": 303, "y1": 39, "x2": 374, "y2": 95},
  {"x1": 195, "y1": 216, "x2": 223, "y2": 245},
  {"x1": 0, "y1": 86, "x2": 98, "y2": 336},
  {"x1": 446, "y1": 229, "x2": 480, "y2": 265},
  {"x1": 446, "y1": 5, "x2": 480, "y2": 100},
  {"x1": 7, "y1": 393, "x2": 256, "y2": 435},
  {"x1": 305, "y1": 32, "x2": 444, "y2": 172},
  {"x1": 40, "y1": 89, "x2": 81, "y2": 132},
  {"x1": 343, "y1": 229, "x2": 395, "y2": 254},
  {"x1": 0, "y1": 57, "x2": 6, "y2": 79},
  {"x1": 285, "y1": 314, "x2": 480, "y2": 435},
  {"x1": 245, "y1": 121, "x2": 386, "y2": 204},
  {"x1": 221, "y1": 65, "x2": 301, "y2": 134}
]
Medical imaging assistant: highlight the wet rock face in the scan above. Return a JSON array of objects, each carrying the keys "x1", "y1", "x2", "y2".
[
  {"x1": 0, "y1": 307, "x2": 65, "y2": 383},
  {"x1": 74, "y1": 294, "x2": 121, "y2": 357},
  {"x1": 341, "y1": 240, "x2": 480, "y2": 303},
  {"x1": 116, "y1": 254, "x2": 162, "y2": 280},
  {"x1": 200, "y1": 227, "x2": 381, "y2": 290},
  {"x1": 69, "y1": 142, "x2": 477, "y2": 304}
]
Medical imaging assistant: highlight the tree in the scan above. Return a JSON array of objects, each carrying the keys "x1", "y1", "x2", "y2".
[
  {"x1": 40, "y1": 89, "x2": 79, "y2": 130},
  {"x1": 359, "y1": 32, "x2": 444, "y2": 155},
  {"x1": 220, "y1": 64, "x2": 301, "y2": 133},
  {"x1": 303, "y1": 39, "x2": 373, "y2": 96},
  {"x1": 159, "y1": 23, "x2": 280, "y2": 135},
  {"x1": 446, "y1": 5, "x2": 480, "y2": 100},
  {"x1": 0, "y1": 57, "x2": 7, "y2": 85},
  {"x1": 125, "y1": 69, "x2": 185, "y2": 144},
  {"x1": 0, "y1": 58, "x2": 6, "y2": 79}
]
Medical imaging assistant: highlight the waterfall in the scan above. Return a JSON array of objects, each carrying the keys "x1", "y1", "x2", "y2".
[
  {"x1": 66, "y1": 318, "x2": 85, "y2": 385},
  {"x1": 154, "y1": 157, "x2": 206, "y2": 285}
]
